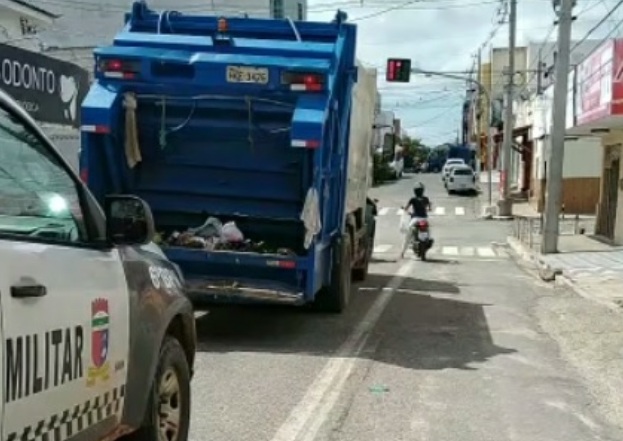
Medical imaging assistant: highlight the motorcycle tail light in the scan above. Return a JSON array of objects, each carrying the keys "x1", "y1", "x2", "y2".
[{"x1": 416, "y1": 220, "x2": 429, "y2": 230}]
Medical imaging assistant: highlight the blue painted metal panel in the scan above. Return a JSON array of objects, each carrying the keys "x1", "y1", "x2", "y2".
[{"x1": 80, "y1": 2, "x2": 358, "y2": 304}]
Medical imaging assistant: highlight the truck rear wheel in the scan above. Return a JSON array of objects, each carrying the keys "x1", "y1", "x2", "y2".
[
  {"x1": 127, "y1": 336, "x2": 191, "y2": 441},
  {"x1": 353, "y1": 220, "x2": 375, "y2": 282},
  {"x1": 315, "y1": 234, "x2": 352, "y2": 313}
]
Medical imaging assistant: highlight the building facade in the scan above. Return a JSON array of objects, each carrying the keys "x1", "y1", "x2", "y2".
[
  {"x1": 566, "y1": 38, "x2": 623, "y2": 243},
  {"x1": 39, "y1": 0, "x2": 307, "y2": 74},
  {"x1": 469, "y1": 39, "x2": 607, "y2": 215},
  {"x1": 1, "y1": 0, "x2": 88, "y2": 169}
]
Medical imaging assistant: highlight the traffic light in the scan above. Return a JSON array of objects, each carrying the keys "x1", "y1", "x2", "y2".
[{"x1": 386, "y1": 58, "x2": 411, "y2": 83}]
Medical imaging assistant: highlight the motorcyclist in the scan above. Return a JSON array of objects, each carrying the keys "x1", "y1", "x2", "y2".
[
  {"x1": 405, "y1": 183, "x2": 431, "y2": 218},
  {"x1": 400, "y1": 183, "x2": 432, "y2": 258}
]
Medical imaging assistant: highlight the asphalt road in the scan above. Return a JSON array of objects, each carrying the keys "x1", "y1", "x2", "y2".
[{"x1": 189, "y1": 172, "x2": 623, "y2": 441}]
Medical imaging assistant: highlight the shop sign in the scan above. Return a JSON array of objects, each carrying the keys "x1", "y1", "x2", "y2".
[
  {"x1": 576, "y1": 39, "x2": 614, "y2": 126},
  {"x1": 610, "y1": 39, "x2": 623, "y2": 116},
  {"x1": 0, "y1": 44, "x2": 89, "y2": 127}
]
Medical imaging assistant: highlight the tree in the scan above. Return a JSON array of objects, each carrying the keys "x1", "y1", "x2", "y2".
[{"x1": 398, "y1": 134, "x2": 429, "y2": 168}]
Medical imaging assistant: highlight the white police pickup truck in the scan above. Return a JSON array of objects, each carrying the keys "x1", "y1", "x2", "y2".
[{"x1": 0, "y1": 89, "x2": 196, "y2": 441}]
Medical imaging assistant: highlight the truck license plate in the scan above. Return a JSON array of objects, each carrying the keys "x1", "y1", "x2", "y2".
[{"x1": 226, "y1": 66, "x2": 269, "y2": 84}]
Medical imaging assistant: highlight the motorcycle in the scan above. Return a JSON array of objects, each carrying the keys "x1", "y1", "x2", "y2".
[{"x1": 408, "y1": 218, "x2": 434, "y2": 260}]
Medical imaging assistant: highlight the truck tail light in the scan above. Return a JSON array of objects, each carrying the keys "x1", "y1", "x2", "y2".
[
  {"x1": 282, "y1": 71, "x2": 325, "y2": 91},
  {"x1": 98, "y1": 58, "x2": 140, "y2": 79}
]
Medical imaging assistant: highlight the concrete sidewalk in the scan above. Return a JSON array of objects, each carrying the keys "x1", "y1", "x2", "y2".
[
  {"x1": 508, "y1": 233, "x2": 623, "y2": 310},
  {"x1": 479, "y1": 170, "x2": 500, "y2": 184}
]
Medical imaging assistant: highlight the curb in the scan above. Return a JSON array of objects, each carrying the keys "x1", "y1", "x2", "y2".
[
  {"x1": 555, "y1": 274, "x2": 622, "y2": 313},
  {"x1": 506, "y1": 236, "x2": 560, "y2": 281},
  {"x1": 507, "y1": 236, "x2": 623, "y2": 312}
]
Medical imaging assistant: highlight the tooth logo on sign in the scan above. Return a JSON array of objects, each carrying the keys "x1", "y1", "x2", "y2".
[{"x1": 87, "y1": 298, "x2": 110, "y2": 387}]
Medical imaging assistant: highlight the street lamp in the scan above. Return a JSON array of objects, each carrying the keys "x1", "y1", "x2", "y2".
[{"x1": 411, "y1": 68, "x2": 496, "y2": 216}]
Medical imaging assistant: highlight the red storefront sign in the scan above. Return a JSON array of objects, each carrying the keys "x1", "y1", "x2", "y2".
[
  {"x1": 610, "y1": 39, "x2": 623, "y2": 115},
  {"x1": 576, "y1": 39, "x2": 614, "y2": 126}
]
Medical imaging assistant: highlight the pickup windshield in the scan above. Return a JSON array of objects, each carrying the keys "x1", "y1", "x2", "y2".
[{"x1": 0, "y1": 105, "x2": 84, "y2": 240}]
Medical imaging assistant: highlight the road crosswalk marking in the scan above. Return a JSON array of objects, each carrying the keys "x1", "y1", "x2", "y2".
[
  {"x1": 442, "y1": 246, "x2": 459, "y2": 255},
  {"x1": 476, "y1": 247, "x2": 496, "y2": 257},
  {"x1": 372, "y1": 244, "x2": 506, "y2": 259},
  {"x1": 376, "y1": 206, "x2": 467, "y2": 217},
  {"x1": 373, "y1": 244, "x2": 393, "y2": 253},
  {"x1": 460, "y1": 246, "x2": 474, "y2": 256}
]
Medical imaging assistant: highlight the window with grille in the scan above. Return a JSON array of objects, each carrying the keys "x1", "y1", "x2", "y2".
[{"x1": 271, "y1": 0, "x2": 284, "y2": 18}]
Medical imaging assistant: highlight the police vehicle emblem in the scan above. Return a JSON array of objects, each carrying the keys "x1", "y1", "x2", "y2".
[{"x1": 87, "y1": 298, "x2": 111, "y2": 386}]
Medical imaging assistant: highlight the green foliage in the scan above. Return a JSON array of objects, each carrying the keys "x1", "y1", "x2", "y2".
[{"x1": 398, "y1": 134, "x2": 430, "y2": 168}]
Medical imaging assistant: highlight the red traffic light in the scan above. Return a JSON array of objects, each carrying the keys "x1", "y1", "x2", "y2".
[{"x1": 386, "y1": 58, "x2": 411, "y2": 83}]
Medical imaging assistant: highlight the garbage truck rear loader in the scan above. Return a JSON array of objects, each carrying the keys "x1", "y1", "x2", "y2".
[{"x1": 79, "y1": 3, "x2": 377, "y2": 312}]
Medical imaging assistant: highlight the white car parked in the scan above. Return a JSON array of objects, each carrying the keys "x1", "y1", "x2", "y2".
[
  {"x1": 446, "y1": 165, "x2": 478, "y2": 194},
  {"x1": 441, "y1": 158, "x2": 465, "y2": 182}
]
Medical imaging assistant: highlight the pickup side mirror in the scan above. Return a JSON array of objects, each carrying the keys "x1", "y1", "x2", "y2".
[{"x1": 104, "y1": 195, "x2": 155, "y2": 245}]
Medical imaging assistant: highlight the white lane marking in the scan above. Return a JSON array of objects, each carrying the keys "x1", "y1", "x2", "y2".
[
  {"x1": 477, "y1": 247, "x2": 496, "y2": 257},
  {"x1": 433, "y1": 206, "x2": 445, "y2": 216},
  {"x1": 455, "y1": 206, "x2": 465, "y2": 215},
  {"x1": 396, "y1": 208, "x2": 405, "y2": 215},
  {"x1": 460, "y1": 246, "x2": 474, "y2": 256},
  {"x1": 442, "y1": 246, "x2": 459, "y2": 255},
  {"x1": 373, "y1": 244, "x2": 392, "y2": 253},
  {"x1": 378, "y1": 207, "x2": 390, "y2": 216},
  {"x1": 271, "y1": 262, "x2": 415, "y2": 441},
  {"x1": 193, "y1": 311, "x2": 209, "y2": 319}
]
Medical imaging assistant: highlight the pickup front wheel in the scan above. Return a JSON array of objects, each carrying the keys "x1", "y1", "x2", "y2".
[{"x1": 128, "y1": 336, "x2": 191, "y2": 441}]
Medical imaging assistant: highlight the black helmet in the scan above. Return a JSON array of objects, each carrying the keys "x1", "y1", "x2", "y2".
[{"x1": 413, "y1": 182, "x2": 425, "y2": 197}]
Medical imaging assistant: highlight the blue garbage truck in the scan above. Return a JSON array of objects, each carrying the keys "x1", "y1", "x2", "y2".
[{"x1": 79, "y1": 2, "x2": 378, "y2": 312}]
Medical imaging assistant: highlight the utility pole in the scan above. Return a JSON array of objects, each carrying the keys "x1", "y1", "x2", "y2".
[
  {"x1": 498, "y1": 0, "x2": 517, "y2": 217},
  {"x1": 542, "y1": 0, "x2": 574, "y2": 253},
  {"x1": 476, "y1": 48, "x2": 483, "y2": 175}
]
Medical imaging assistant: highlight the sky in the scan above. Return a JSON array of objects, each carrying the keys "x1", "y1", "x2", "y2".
[{"x1": 306, "y1": 0, "x2": 623, "y2": 146}]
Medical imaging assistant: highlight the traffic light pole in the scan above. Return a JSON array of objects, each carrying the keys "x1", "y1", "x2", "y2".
[{"x1": 411, "y1": 68, "x2": 495, "y2": 214}]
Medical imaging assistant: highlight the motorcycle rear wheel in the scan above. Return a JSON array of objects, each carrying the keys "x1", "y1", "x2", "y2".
[{"x1": 417, "y1": 242, "x2": 428, "y2": 261}]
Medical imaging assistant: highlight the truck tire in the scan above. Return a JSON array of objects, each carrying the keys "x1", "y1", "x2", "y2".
[
  {"x1": 126, "y1": 336, "x2": 191, "y2": 441},
  {"x1": 315, "y1": 234, "x2": 352, "y2": 313},
  {"x1": 353, "y1": 220, "x2": 375, "y2": 282}
]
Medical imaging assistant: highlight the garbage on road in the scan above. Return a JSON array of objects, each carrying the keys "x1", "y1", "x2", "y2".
[{"x1": 154, "y1": 216, "x2": 297, "y2": 256}]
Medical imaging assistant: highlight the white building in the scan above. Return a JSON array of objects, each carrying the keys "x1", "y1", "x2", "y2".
[
  {"x1": 0, "y1": 0, "x2": 56, "y2": 49},
  {"x1": 1, "y1": 1, "x2": 88, "y2": 170},
  {"x1": 513, "y1": 70, "x2": 602, "y2": 214},
  {"x1": 506, "y1": 39, "x2": 605, "y2": 213},
  {"x1": 191, "y1": 0, "x2": 307, "y2": 20},
  {"x1": 39, "y1": 0, "x2": 307, "y2": 73},
  {"x1": 524, "y1": 39, "x2": 603, "y2": 96}
]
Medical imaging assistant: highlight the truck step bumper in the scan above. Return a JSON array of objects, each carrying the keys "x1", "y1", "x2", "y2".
[{"x1": 185, "y1": 278, "x2": 305, "y2": 305}]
